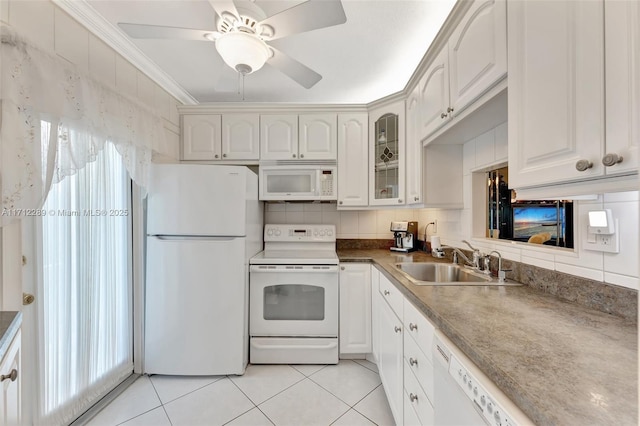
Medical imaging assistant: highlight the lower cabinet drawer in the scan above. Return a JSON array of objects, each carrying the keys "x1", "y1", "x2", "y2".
[
  {"x1": 403, "y1": 390, "x2": 424, "y2": 426},
  {"x1": 404, "y1": 359, "x2": 434, "y2": 425},
  {"x1": 403, "y1": 298, "x2": 435, "y2": 362},
  {"x1": 403, "y1": 331, "x2": 434, "y2": 403},
  {"x1": 379, "y1": 273, "x2": 403, "y2": 318}
]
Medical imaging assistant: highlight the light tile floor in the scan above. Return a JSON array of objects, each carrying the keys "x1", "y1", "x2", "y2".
[{"x1": 87, "y1": 360, "x2": 395, "y2": 426}]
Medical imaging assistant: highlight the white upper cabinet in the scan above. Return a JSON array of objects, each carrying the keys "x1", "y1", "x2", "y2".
[
  {"x1": 182, "y1": 115, "x2": 222, "y2": 160},
  {"x1": 369, "y1": 101, "x2": 406, "y2": 206},
  {"x1": 405, "y1": 86, "x2": 422, "y2": 205},
  {"x1": 418, "y1": 0, "x2": 506, "y2": 142},
  {"x1": 448, "y1": 0, "x2": 506, "y2": 113},
  {"x1": 260, "y1": 114, "x2": 299, "y2": 160},
  {"x1": 299, "y1": 114, "x2": 337, "y2": 160},
  {"x1": 337, "y1": 113, "x2": 369, "y2": 207},
  {"x1": 604, "y1": 0, "x2": 639, "y2": 175},
  {"x1": 508, "y1": 0, "x2": 605, "y2": 189},
  {"x1": 419, "y1": 48, "x2": 450, "y2": 141},
  {"x1": 222, "y1": 114, "x2": 260, "y2": 160}
]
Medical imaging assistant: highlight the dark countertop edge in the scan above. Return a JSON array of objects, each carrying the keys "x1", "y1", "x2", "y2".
[
  {"x1": 338, "y1": 250, "x2": 637, "y2": 426},
  {"x1": 0, "y1": 311, "x2": 21, "y2": 361}
]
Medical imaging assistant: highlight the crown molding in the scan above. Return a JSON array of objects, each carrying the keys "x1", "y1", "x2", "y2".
[
  {"x1": 179, "y1": 103, "x2": 369, "y2": 114},
  {"x1": 52, "y1": 0, "x2": 198, "y2": 105}
]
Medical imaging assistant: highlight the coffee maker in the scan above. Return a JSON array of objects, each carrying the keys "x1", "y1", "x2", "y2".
[{"x1": 390, "y1": 221, "x2": 418, "y2": 252}]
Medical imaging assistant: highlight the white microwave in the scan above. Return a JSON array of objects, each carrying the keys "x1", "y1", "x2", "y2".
[{"x1": 259, "y1": 165, "x2": 337, "y2": 201}]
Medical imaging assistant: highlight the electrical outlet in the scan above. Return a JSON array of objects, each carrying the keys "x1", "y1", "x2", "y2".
[{"x1": 583, "y1": 219, "x2": 620, "y2": 253}]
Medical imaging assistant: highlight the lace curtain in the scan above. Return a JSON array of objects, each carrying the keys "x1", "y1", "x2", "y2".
[{"x1": 1, "y1": 26, "x2": 167, "y2": 225}]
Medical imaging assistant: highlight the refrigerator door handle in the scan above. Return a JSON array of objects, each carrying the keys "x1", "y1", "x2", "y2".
[{"x1": 150, "y1": 235, "x2": 239, "y2": 241}]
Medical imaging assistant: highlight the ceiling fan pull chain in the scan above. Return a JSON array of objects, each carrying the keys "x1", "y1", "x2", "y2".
[{"x1": 242, "y1": 73, "x2": 246, "y2": 101}]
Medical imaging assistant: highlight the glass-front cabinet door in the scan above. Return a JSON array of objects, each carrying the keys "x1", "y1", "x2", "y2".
[{"x1": 369, "y1": 101, "x2": 405, "y2": 206}]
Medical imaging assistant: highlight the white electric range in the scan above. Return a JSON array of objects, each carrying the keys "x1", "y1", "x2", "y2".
[{"x1": 249, "y1": 224, "x2": 339, "y2": 364}]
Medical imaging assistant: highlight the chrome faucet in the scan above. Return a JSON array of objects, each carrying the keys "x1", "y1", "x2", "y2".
[
  {"x1": 444, "y1": 246, "x2": 476, "y2": 269},
  {"x1": 487, "y1": 250, "x2": 510, "y2": 283},
  {"x1": 461, "y1": 240, "x2": 482, "y2": 269}
]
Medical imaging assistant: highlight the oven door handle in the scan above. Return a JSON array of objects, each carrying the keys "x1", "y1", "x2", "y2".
[
  {"x1": 251, "y1": 341, "x2": 338, "y2": 350},
  {"x1": 250, "y1": 265, "x2": 339, "y2": 273}
]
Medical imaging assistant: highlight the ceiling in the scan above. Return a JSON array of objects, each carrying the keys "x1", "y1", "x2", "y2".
[{"x1": 84, "y1": 0, "x2": 456, "y2": 104}]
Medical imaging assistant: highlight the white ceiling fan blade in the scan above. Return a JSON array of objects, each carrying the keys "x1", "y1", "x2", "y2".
[
  {"x1": 208, "y1": 0, "x2": 240, "y2": 21},
  {"x1": 268, "y1": 47, "x2": 322, "y2": 89},
  {"x1": 118, "y1": 23, "x2": 218, "y2": 41},
  {"x1": 259, "y1": 0, "x2": 347, "y2": 41}
]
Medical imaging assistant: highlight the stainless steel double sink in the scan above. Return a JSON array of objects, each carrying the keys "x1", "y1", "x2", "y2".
[{"x1": 393, "y1": 262, "x2": 520, "y2": 286}]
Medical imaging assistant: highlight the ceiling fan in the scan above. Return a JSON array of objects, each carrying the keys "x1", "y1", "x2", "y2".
[{"x1": 118, "y1": 0, "x2": 347, "y2": 89}]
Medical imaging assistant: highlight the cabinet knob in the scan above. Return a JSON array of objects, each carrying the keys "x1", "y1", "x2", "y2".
[
  {"x1": 222, "y1": 153, "x2": 227, "y2": 158},
  {"x1": 409, "y1": 393, "x2": 418, "y2": 402},
  {"x1": 394, "y1": 326, "x2": 402, "y2": 333},
  {"x1": 409, "y1": 323, "x2": 418, "y2": 331},
  {"x1": 214, "y1": 154, "x2": 219, "y2": 159},
  {"x1": 339, "y1": 201, "x2": 343, "y2": 205},
  {"x1": 414, "y1": 197, "x2": 419, "y2": 202},
  {"x1": 23, "y1": 293, "x2": 34, "y2": 306},
  {"x1": 383, "y1": 290, "x2": 390, "y2": 296},
  {"x1": 1, "y1": 369, "x2": 17, "y2": 382},
  {"x1": 409, "y1": 357, "x2": 418, "y2": 366},
  {"x1": 602, "y1": 153, "x2": 623, "y2": 167},
  {"x1": 447, "y1": 106, "x2": 454, "y2": 113},
  {"x1": 398, "y1": 199, "x2": 402, "y2": 203},
  {"x1": 575, "y1": 159, "x2": 593, "y2": 172},
  {"x1": 292, "y1": 154, "x2": 296, "y2": 158},
  {"x1": 300, "y1": 154, "x2": 304, "y2": 159},
  {"x1": 440, "y1": 112, "x2": 448, "y2": 119},
  {"x1": 340, "y1": 266, "x2": 345, "y2": 270}
]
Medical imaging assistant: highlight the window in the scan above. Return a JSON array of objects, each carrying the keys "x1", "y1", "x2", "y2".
[{"x1": 38, "y1": 141, "x2": 133, "y2": 424}]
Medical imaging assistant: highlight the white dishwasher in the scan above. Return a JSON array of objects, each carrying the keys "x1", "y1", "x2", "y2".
[{"x1": 433, "y1": 330, "x2": 534, "y2": 426}]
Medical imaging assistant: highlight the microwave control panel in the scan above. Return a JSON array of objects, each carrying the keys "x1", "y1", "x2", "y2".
[{"x1": 320, "y1": 170, "x2": 334, "y2": 197}]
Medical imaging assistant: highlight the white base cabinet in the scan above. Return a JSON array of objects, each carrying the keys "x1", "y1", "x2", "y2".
[
  {"x1": 339, "y1": 264, "x2": 372, "y2": 355},
  {"x1": 0, "y1": 330, "x2": 21, "y2": 426},
  {"x1": 377, "y1": 286, "x2": 404, "y2": 425}
]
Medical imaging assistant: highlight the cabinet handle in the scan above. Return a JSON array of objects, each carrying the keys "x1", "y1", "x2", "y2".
[
  {"x1": 409, "y1": 323, "x2": 418, "y2": 331},
  {"x1": 602, "y1": 153, "x2": 623, "y2": 167},
  {"x1": 1, "y1": 369, "x2": 17, "y2": 382},
  {"x1": 440, "y1": 112, "x2": 448, "y2": 119},
  {"x1": 383, "y1": 290, "x2": 390, "y2": 296},
  {"x1": 447, "y1": 106, "x2": 454, "y2": 113},
  {"x1": 409, "y1": 357, "x2": 418, "y2": 366},
  {"x1": 575, "y1": 159, "x2": 593, "y2": 172},
  {"x1": 394, "y1": 326, "x2": 402, "y2": 333},
  {"x1": 300, "y1": 154, "x2": 304, "y2": 159},
  {"x1": 214, "y1": 154, "x2": 219, "y2": 159},
  {"x1": 292, "y1": 154, "x2": 296, "y2": 158},
  {"x1": 222, "y1": 153, "x2": 227, "y2": 158},
  {"x1": 409, "y1": 393, "x2": 418, "y2": 402}
]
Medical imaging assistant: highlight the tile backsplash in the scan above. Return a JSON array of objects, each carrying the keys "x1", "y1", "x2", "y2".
[{"x1": 264, "y1": 203, "x2": 460, "y2": 240}]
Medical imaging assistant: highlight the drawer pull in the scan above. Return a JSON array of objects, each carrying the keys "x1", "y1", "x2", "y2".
[
  {"x1": 383, "y1": 290, "x2": 390, "y2": 296},
  {"x1": 409, "y1": 357, "x2": 418, "y2": 366},
  {"x1": 394, "y1": 326, "x2": 402, "y2": 333},
  {"x1": 1, "y1": 369, "x2": 17, "y2": 382},
  {"x1": 409, "y1": 393, "x2": 418, "y2": 402},
  {"x1": 409, "y1": 323, "x2": 418, "y2": 331}
]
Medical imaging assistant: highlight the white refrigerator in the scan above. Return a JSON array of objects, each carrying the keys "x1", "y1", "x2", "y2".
[{"x1": 144, "y1": 164, "x2": 263, "y2": 375}]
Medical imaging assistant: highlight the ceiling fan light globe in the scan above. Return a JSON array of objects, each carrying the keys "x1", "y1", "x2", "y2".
[{"x1": 216, "y1": 32, "x2": 270, "y2": 75}]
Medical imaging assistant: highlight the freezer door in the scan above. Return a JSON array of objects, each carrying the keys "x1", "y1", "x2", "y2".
[
  {"x1": 147, "y1": 164, "x2": 248, "y2": 236},
  {"x1": 145, "y1": 236, "x2": 248, "y2": 375}
]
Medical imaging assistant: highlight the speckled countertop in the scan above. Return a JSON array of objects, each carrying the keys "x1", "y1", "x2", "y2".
[
  {"x1": 0, "y1": 311, "x2": 21, "y2": 360},
  {"x1": 339, "y1": 249, "x2": 638, "y2": 426}
]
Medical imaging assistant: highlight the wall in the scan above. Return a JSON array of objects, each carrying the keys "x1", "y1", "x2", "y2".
[
  {"x1": 266, "y1": 120, "x2": 639, "y2": 291},
  {"x1": 0, "y1": 0, "x2": 182, "y2": 309}
]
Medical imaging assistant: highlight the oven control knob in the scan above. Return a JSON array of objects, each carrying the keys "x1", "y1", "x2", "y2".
[
  {"x1": 487, "y1": 402, "x2": 493, "y2": 414},
  {"x1": 319, "y1": 230, "x2": 325, "y2": 236},
  {"x1": 275, "y1": 230, "x2": 281, "y2": 236},
  {"x1": 267, "y1": 229, "x2": 274, "y2": 236},
  {"x1": 314, "y1": 230, "x2": 318, "y2": 236},
  {"x1": 328, "y1": 229, "x2": 333, "y2": 236},
  {"x1": 494, "y1": 411, "x2": 501, "y2": 424},
  {"x1": 480, "y1": 395, "x2": 486, "y2": 406}
]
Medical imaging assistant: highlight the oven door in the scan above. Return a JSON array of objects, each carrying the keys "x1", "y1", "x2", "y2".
[{"x1": 249, "y1": 265, "x2": 338, "y2": 337}]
